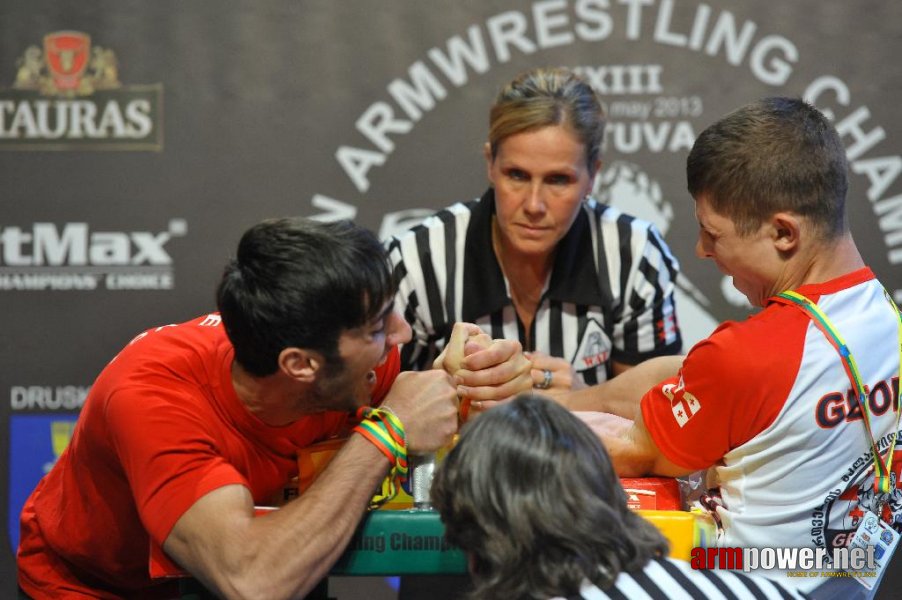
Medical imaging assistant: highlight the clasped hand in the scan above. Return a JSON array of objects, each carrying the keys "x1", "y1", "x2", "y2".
[{"x1": 433, "y1": 322, "x2": 533, "y2": 417}]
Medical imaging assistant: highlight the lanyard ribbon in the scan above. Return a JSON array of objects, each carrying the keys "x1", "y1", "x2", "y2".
[{"x1": 775, "y1": 289, "x2": 902, "y2": 497}]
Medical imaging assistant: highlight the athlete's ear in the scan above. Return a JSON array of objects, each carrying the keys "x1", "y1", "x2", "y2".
[
  {"x1": 771, "y1": 212, "x2": 802, "y2": 253},
  {"x1": 278, "y1": 347, "x2": 321, "y2": 383}
]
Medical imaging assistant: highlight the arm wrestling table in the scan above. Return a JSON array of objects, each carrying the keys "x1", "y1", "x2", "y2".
[{"x1": 177, "y1": 477, "x2": 715, "y2": 599}]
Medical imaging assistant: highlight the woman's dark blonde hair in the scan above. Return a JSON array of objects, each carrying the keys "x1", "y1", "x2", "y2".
[{"x1": 488, "y1": 67, "x2": 606, "y2": 170}]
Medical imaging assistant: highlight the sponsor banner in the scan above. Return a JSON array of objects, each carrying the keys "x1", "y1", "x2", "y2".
[
  {"x1": 309, "y1": 0, "x2": 902, "y2": 332},
  {"x1": 7, "y1": 414, "x2": 78, "y2": 552},
  {"x1": 0, "y1": 219, "x2": 188, "y2": 292},
  {"x1": 1, "y1": 31, "x2": 163, "y2": 151},
  {"x1": 0, "y1": 2, "x2": 900, "y2": 594},
  {"x1": 692, "y1": 545, "x2": 878, "y2": 573},
  {"x1": 9, "y1": 386, "x2": 90, "y2": 412},
  {"x1": 690, "y1": 543, "x2": 898, "y2": 590}
]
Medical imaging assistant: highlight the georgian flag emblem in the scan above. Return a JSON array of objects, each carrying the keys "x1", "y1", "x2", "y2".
[{"x1": 662, "y1": 379, "x2": 701, "y2": 428}]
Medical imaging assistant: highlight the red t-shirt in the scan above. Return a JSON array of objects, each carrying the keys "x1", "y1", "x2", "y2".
[
  {"x1": 17, "y1": 313, "x2": 399, "y2": 598},
  {"x1": 640, "y1": 300, "x2": 808, "y2": 471}
]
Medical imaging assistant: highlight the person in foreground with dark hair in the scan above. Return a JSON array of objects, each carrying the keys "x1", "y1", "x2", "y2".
[
  {"x1": 17, "y1": 217, "x2": 530, "y2": 600},
  {"x1": 431, "y1": 394, "x2": 809, "y2": 600}
]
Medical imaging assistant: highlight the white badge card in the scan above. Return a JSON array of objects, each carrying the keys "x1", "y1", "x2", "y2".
[{"x1": 848, "y1": 510, "x2": 901, "y2": 590}]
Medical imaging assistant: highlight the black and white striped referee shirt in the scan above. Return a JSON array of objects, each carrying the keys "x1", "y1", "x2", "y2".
[
  {"x1": 387, "y1": 189, "x2": 682, "y2": 384},
  {"x1": 560, "y1": 557, "x2": 810, "y2": 599}
]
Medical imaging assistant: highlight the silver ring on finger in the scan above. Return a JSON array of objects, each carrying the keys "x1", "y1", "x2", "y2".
[{"x1": 534, "y1": 369, "x2": 553, "y2": 390}]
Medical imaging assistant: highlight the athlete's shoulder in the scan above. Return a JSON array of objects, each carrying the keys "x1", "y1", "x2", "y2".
[
  {"x1": 85, "y1": 313, "x2": 231, "y2": 421},
  {"x1": 686, "y1": 303, "x2": 810, "y2": 378},
  {"x1": 699, "y1": 303, "x2": 807, "y2": 351},
  {"x1": 103, "y1": 313, "x2": 229, "y2": 375},
  {"x1": 125, "y1": 312, "x2": 227, "y2": 346}
]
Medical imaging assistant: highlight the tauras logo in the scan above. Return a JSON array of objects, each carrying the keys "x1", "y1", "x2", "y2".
[
  {"x1": 0, "y1": 98, "x2": 153, "y2": 140},
  {"x1": 0, "y1": 219, "x2": 187, "y2": 291},
  {"x1": 1, "y1": 30, "x2": 162, "y2": 150}
]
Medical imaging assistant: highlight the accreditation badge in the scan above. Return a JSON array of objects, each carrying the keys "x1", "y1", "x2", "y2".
[{"x1": 848, "y1": 510, "x2": 900, "y2": 590}]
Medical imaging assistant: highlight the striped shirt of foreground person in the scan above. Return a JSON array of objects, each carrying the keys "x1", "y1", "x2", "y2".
[{"x1": 560, "y1": 556, "x2": 809, "y2": 599}]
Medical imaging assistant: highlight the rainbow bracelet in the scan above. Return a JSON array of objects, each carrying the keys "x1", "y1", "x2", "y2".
[{"x1": 352, "y1": 406, "x2": 408, "y2": 509}]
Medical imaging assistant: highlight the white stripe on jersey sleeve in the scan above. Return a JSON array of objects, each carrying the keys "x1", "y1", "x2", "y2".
[
  {"x1": 598, "y1": 208, "x2": 625, "y2": 311},
  {"x1": 642, "y1": 559, "x2": 704, "y2": 600},
  {"x1": 713, "y1": 569, "x2": 795, "y2": 600},
  {"x1": 754, "y1": 575, "x2": 808, "y2": 599},
  {"x1": 533, "y1": 299, "x2": 552, "y2": 351},
  {"x1": 424, "y1": 215, "x2": 449, "y2": 315},
  {"x1": 449, "y1": 202, "x2": 470, "y2": 323},
  {"x1": 560, "y1": 303, "x2": 582, "y2": 364},
  {"x1": 610, "y1": 571, "x2": 656, "y2": 600},
  {"x1": 395, "y1": 229, "x2": 432, "y2": 325},
  {"x1": 662, "y1": 558, "x2": 730, "y2": 600},
  {"x1": 500, "y1": 305, "x2": 521, "y2": 343},
  {"x1": 577, "y1": 579, "x2": 611, "y2": 600}
]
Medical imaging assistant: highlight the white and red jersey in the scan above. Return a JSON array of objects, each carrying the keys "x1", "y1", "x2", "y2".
[{"x1": 642, "y1": 268, "x2": 901, "y2": 552}]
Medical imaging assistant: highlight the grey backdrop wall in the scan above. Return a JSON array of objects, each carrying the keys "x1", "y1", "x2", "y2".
[{"x1": 2, "y1": 0, "x2": 901, "y2": 592}]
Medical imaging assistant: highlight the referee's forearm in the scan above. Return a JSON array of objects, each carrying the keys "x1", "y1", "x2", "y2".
[{"x1": 562, "y1": 355, "x2": 683, "y2": 418}]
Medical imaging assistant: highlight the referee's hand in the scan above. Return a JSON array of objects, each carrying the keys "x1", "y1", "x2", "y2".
[
  {"x1": 526, "y1": 351, "x2": 587, "y2": 401},
  {"x1": 452, "y1": 333, "x2": 533, "y2": 415},
  {"x1": 432, "y1": 322, "x2": 486, "y2": 374}
]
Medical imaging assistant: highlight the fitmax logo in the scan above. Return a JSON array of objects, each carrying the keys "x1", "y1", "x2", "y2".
[{"x1": 0, "y1": 219, "x2": 186, "y2": 266}]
